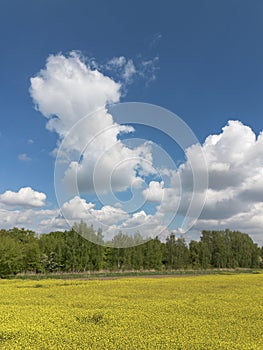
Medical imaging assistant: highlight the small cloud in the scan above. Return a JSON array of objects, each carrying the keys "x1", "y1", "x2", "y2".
[
  {"x1": 138, "y1": 56, "x2": 159, "y2": 84},
  {"x1": 122, "y1": 59, "x2": 136, "y2": 83},
  {"x1": 103, "y1": 53, "x2": 159, "y2": 89},
  {"x1": 106, "y1": 56, "x2": 137, "y2": 84},
  {"x1": 106, "y1": 56, "x2": 126, "y2": 68},
  {"x1": 18, "y1": 153, "x2": 32, "y2": 161},
  {"x1": 27, "y1": 139, "x2": 34, "y2": 144}
]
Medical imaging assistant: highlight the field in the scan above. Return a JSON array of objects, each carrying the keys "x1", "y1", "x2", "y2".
[{"x1": 0, "y1": 274, "x2": 262, "y2": 349}]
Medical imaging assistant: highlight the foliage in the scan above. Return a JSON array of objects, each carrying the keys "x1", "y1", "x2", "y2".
[{"x1": 0, "y1": 227, "x2": 261, "y2": 276}]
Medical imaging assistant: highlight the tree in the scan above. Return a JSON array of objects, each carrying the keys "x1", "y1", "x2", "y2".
[
  {"x1": 0, "y1": 226, "x2": 262, "y2": 275},
  {"x1": 0, "y1": 232, "x2": 23, "y2": 277},
  {"x1": 143, "y1": 237, "x2": 163, "y2": 270},
  {"x1": 164, "y1": 234, "x2": 189, "y2": 269},
  {"x1": 189, "y1": 240, "x2": 201, "y2": 269}
]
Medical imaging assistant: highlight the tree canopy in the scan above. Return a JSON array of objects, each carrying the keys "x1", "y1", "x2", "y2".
[{"x1": 0, "y1": 225, "x2": 262, "y2": 277}]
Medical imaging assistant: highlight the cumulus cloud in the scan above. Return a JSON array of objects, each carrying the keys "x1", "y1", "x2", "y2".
[
  {"x1": 143, "y1": 181, "x2": 164, "y2": 202},
  {"x1": 30, "y1": 51, "x2": 121, "y2": 136},
  {"x1": 54, "y1": 196, "x2": 123, "y2": 225},
  {"x1": 91, "y1": 205, "x2": 129, "y2": 226},
  {"x1": 63, "y1": 139, "x2": 155, "y2": 194},
  {"x1": 60, "y1": 196, "x2": 95, "y2": 220},
  {"x1": 30, "y1": 52, "x2": 156, "y2": 195},
  {"x1": 0, "y1": 187, "x2": 46, "y2": 208},
  {"x1": 0, "y1": 207, "x2": 58, "y2": 232},
  {"x1": 0, "y1": 208, "x2": 35, "y2": 228},
  {"x1": 60, "y1": 196, "x2": 129, "y2": 226},
  {"x1": 193, "y1": 121, "x2": 263, "y2": 220},
  {"x1": 35, "y1": 195, "x2": 169, "y2": 242},
  {"x1": 166, "y1": 120, "x2": 263, "y2": 219},
  {"x1": 188, "y1": 121, "x2": 263, "y2": 243},
  {"x1": 139, "y1": 120, "x2": 263, "y2": 244}
]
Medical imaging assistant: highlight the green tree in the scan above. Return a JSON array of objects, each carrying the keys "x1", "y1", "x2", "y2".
[
  {"x1": 189, "y1": 240, "x2": 201, "y2": 269},
  {"x1": 143, "y1": 237, "x2": 163, "y2": 270},
  {"x1": 164, "y1": 234, "x2": 189, "y2": 269},
  {"x1": 0, "y1": 232, "x2": 23, "y2": 277}
]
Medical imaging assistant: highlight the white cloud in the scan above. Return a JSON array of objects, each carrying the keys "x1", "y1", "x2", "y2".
[
  {"x1": 36, "y1": 196, "x2": 169, "y2": 242},
  {"x1": 18, "y1": 153, "x2": 31, "y2": 161},
  {"x1": 92, "y1": 205, "x2": 129, "y2": 226},
  {"x1": 30, "y1": 52, "x2": 156, "y2": 195},
  {"x1": 54, "y1": 196, "x2": 129, "y2": 228},
  {"x1": 0, "y1": 207, "x2": 59, "y2": 232},
  {"x1": 61, "y1": 196, "x2": 95, "y2": 220},
  {"x1": 138, "y1": 120, "x2": 263, "y2": 244},
  {"x1": 139, "y1": 56, "x2": 159, "y2": 83},
  {"x1": 0, "y1": 187, "x2": 46, "y2": 208},
  {"x1": 30, "y1": 51, "x2": 121, "y2": 136},
  {"x1": 119, "y1": 210, "x2": 169, "y2": 241},
  {"x1": 168, "y1": 120, "x2": 263, "y2": 220},
  {"x1": 176, "y1": 120, "x2": 263, "y2": 244},
  {"x1": 197, "y1": 121, "x2": 263, "y2": 217},
  {"x1": 0, "y1": 208, "x2": 34, "y2": 228},
  {"x1": 60, "y1": 196, "x2": 128, "y2": 227},
  {"x1": 105, "y1": 55, "x2": 158, "y2": 85},
  {"x1": 143, "y1": 181, "x2": 164, "y2": 202},
  {"x1": 122, "y1": 59, "x2": 136, "y2": 82},
  {"x1": 142, "y1": 174, "x2": 182, "y2": 214},
  {"x1": 63, "y1": 139, "x2": 155, "y2": 194},
  {"x1": 106, "y1": 56, "x2": 127, "y2": 68}
]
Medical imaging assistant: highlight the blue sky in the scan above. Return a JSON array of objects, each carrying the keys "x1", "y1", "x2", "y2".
[{"x1": 0, "y1": 0, "x2": 263, "y2": 244}]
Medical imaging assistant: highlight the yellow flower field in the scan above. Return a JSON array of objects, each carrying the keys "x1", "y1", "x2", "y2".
[{"x1": 0, "y1": 274, "x2": 262, "y2": 349}]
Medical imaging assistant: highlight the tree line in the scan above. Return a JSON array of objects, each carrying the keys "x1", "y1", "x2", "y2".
[{"x1": 0, "y1": 224, "x2": 262, "y2": 277}]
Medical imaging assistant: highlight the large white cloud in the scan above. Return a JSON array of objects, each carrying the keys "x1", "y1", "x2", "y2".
[
  {"x1": 0, "y1": 187, "x2": 46, "y2": 208},
  {"x1": 195, "y1": 120, "x2": 263, "y2": 221},
  {"x1": 30, "y1": 52, "x2": 156, "y2": 195},
  {"x1": 30, "y1": 52, "x2": 121, "y2": 135},
  {"x1": 141, "y1": 120, "x2": 263, "y2": 244}
]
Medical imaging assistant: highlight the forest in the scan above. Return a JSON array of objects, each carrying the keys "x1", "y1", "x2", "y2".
[{"x1": 0, "y1": 223, "x2": 262, "y2": 277}]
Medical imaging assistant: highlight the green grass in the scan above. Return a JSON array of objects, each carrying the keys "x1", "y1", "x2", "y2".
[{"x1": 8, "y1": 268, "x2": 262, "y2": 280}]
